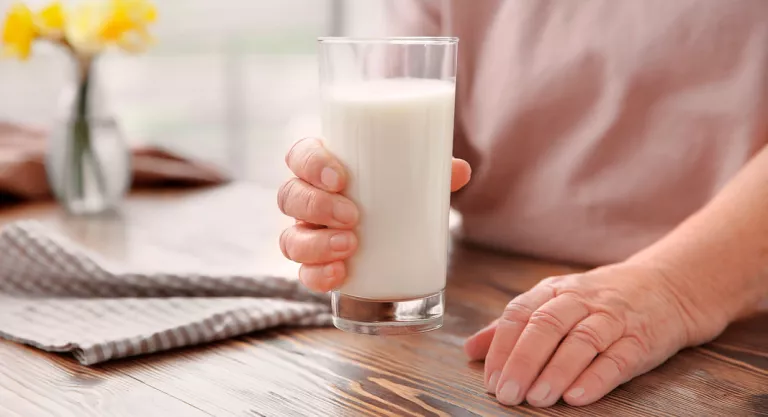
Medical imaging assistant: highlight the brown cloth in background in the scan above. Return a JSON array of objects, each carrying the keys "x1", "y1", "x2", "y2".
[{"x1": 0, "y1": 121, "x2": 228, "y2": 203}]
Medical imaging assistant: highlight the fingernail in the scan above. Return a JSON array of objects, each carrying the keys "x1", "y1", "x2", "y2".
[
  {"x1": 321, "y1": 167, "x2": 340, "y2": 190},
  {"x1": 528, "y1": 382, "x2": 550, "y2": 402},
  {"x1": 329, "y1": 233, "x2": 351, "y2": 251},
  {"x1": 567, "y1": 387, "x2": 585, "y2": 399},
  {"x1": 333, "y1": 201, "x2": 358, "y2": 224},
  {"x1": 323, "y1": 264, "x2": 337, "y2": 278},
  {"x1": 487, "y1": 371, "x2": 501, "y2": 394},
  {"x1": 497, "y1": 380, "x2": 520, "y2": 405}
]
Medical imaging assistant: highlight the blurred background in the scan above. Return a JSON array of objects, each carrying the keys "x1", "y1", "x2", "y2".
[{"x1": 0, "y1": 0, "x2": 391, "y2": 189}]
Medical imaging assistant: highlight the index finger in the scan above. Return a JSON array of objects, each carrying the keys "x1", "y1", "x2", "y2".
[
  {"x1": 286, "y1": 138, "x2": 347, "y2": 193},
  {"x1": 484, "y1": 285, "x2": 556, "y2": 394}
]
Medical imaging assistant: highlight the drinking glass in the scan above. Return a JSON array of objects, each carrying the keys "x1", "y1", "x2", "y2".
[{"x1": 319, "y1": 37, "x2": 459, "y2": 335}]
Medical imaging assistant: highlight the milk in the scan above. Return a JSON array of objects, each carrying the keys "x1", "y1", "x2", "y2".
[{"x1": 322, "y1": 78, "x2": 456, "y2": 300}]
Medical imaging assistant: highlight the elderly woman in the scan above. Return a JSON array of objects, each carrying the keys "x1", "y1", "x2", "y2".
[{"x1": 276, "y1": 0, "x2": 768, "y2": 408}]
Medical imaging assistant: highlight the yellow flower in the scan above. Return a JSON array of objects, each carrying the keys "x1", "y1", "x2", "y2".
[
  {"x1": 3, "y1": 0, "x2": 157, "y2": 60},
  {"x1": 101, "y1": 0, "x2": 157, "y2": 53},
  {"x1": 64, "y1": 0, "x2": 110, "y2": 55},
  {"x1": 36, "y1": 1, "x2": 65, "y2": 36},
  {"x1": 2, "y1": 3, "x2": 37, "y2": 60},
  {"x1": 65, "y1": 0, "x2": 157, "y2": 55},
  {"x1": 101, "y1": 0, "x2": 156, "y2": 41}
]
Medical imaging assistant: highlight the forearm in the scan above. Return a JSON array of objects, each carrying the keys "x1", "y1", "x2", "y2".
[{"x1": 631, "y1": 144, "x2": 768, "y2": 327}]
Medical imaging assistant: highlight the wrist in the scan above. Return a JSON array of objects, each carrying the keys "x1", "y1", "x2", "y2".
[{"x1": 624, "y1": 256, "x2": 731, "y2": 347}]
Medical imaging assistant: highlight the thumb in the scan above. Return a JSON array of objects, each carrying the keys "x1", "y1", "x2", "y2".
[
  {"x1": 464, "y1": 319, "x2": 498, "y2": 360},
  {"x1": 451, "y1": 158, "x2": 472, "y2": 192}
]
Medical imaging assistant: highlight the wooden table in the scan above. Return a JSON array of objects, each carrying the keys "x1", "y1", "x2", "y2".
[{"x1": 1, "y1": 184, "x2": 766, "y2": 417}]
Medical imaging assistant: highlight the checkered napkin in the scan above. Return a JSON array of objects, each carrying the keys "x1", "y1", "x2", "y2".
[{"x1": 0, "y1": 221, "x2": 331, "y2": 365}]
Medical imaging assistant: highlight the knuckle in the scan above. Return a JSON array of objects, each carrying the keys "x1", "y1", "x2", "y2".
[
  {"x1": 626, "y1": 334, "x2": 652, "y2": 357},
  {"x1": 603, "y1": 351, "x2": 635, "y2": 377},
  {"x1": 289, "y1": 230, "x2": 336, "y2": 264},
  {"x1": 569, "y1": 322, "x2": 611, "y2": 352},
  {"x1": 528, "y1": 308, "x2": 569, "y2": 335},
  {"x1": 501, "y1": 301, "x2": 534, "y2": 324},
  {"x1": 538, "y1": 276, "x2": 560, "y2": 287},
  {"x1": 303, "y1": 146, "x2": 326, "y2": 174},
  {"x1": 297, "y1": 264, "x2": 313, "y2": 286},
  {"x1": 535, "y1": 282, "x2": 560, "y2": 300},
  {"x1": 285, "y1": 137, "x2": 313, "y2": 168},
  {"x1": 541, "y1": 361, "x2": 569, "y2": 379},
  {"x1": 300, "y1": 186, "x2": 326, "y2": 218},
  {"x1": 588, "y1": 367, "x2": 611, "y2": 389},
  {"x1": 298, "y1": 143, "x2": 327, "y2": 182},
  {"x1": 276, "y1": 179, "x2": 298, "y2": 215},
  {"x1": 278, "y1": 228, "x2": 293, "y2": 260},
  {"x1": 280, "y1": 179, "x2": 334, "y2": 222},
  {"x1": 509, "y1": 351, "x2": 539, "y2": 371}
]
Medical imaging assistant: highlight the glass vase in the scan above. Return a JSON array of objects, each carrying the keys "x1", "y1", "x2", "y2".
[{"x1": 46, "y1": 60, "x2": 131, "y2": 215}]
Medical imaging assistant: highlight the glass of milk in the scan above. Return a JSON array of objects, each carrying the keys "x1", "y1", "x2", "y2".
[{"x1": 318, "y1": 37, "x2": 459, "y2": 335}]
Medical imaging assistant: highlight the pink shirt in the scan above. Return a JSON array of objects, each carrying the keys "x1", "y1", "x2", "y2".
[{"x1": 389, "y1": 0, "x2": 768, "y2": 265}]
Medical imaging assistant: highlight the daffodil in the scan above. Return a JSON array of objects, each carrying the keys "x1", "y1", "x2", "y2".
[
  {"x1": 102, "y1": 0, "x2": 157, "y2": 52},
  {"x1": 65, "y1": 0, "x2": 157, "y2": 56},
  {"x1": 36, "y1": 1, "x2": 65, "y2": 36},
  {"x1": 63, "y1": 1, "x2": 110, "y2": 55},
  {"x1": 2, "y1": 3, "x2": 36, "y2": 60},
  {"x1": 3, "y1": 0, "x2": 157, "y2": 60},
  {"x1": 101, "y1": 0, "x2": 155, "y2": 39}
]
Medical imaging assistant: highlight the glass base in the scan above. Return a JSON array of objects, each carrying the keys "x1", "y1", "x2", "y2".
[{"x1": 331, "y1": 290, "x2": 444, "y2": 335}]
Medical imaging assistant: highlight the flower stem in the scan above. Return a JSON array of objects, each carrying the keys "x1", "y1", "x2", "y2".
[
  {"x1": 71, "y1": 60, "x2": 109, "y2": 207},
  {"x1": 71, "y1": 68, "x2": 89, "y2": 202}
]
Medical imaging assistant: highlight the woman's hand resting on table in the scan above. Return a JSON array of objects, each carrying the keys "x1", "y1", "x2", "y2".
[
  {"x1": 276, "y1": 137, "x2": 471, "y2": 291},
  {"x1": 277, "y1": 137, "x2": 727, "y2": 408},
  {"x1": 464, "y1": 261, "x2": 727, "y2": 407}
]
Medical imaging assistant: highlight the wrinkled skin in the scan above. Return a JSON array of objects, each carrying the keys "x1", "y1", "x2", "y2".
[{"x1": 463, "y1": 262, "x2": 726, "y2": 407}]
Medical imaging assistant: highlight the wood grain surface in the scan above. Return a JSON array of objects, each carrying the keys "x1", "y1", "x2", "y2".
[{"x1": 0, "y1": 184, "x2": 766, "y2": 417}]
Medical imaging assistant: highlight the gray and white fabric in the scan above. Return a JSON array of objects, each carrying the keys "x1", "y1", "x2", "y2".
[{"x1": 0, "y1": 221, "x2": 331, "y2": 365}]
